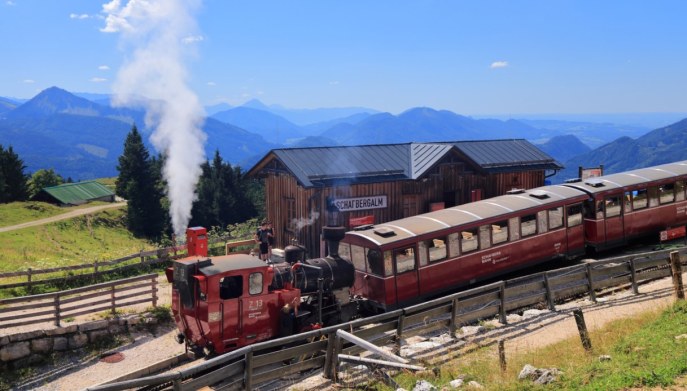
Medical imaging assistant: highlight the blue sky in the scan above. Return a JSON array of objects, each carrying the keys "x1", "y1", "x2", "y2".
[{"x1": 1, "y1": 0, "x2": 686, "y2": 115}]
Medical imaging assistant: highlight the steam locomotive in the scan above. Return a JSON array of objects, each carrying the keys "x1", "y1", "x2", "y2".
[{"x1": 167, "y1": 159, "x2": 687, "y2": 355}]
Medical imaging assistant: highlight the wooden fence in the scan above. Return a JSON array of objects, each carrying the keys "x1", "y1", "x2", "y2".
[
  {"x1": 0, "y1": 273, "x2": 158, "y2": 329},
  {"x1": 0, "y1": 235, "x2": 241, "y2": 292},
  {"x1": 86, "y1": 247, "x2": 687, "y2": 391}
]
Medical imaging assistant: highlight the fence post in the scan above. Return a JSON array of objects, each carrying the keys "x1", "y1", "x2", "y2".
[
  {"x1": 499, "y1": 282, "x2": 507, "y2": 324},
  {"x1": 670, "y1": 251, "x2": 685, "y2": 300},
  {"x1": 27, "y1": 268, "x2": 32, "y2": 294},
  {"x1": 111, "y1": 284, "x2": 117, "y2": 315},
  {"x1": 629, "y1": 258, "x2": 639, "y2": 295},
  {"x1": 94, "y1": 260, "x2": 99, "y2": 283},
  {"x1": 244, "y1": 349, "x2": 254, "y2": 390},
  {"x1": 543, "y1": 272, "x2": 556, "y2": 311},
  {"x1": 498, "y1": 339, "x2": 507, "y2": 372},
  {"x1": 140, "y1": 250, "x2": 145, "y2": 263},
  {"x1": 152, "y1": 275, "x2": 158, "y2": 307},
  {"x1": 54, "y1": 294, "x2": 61, "y2": 327},
  {"x1": 586, "y1": 263, "x2": 597, "y2": 303},
  {"x1": 323, "y1": 331, "x2": 337, "y2": 379},
  {"x1": 449, "y1": 298, "x2": 459, "y2": 336},
  {"x1": 395, "y1": 312, "x2": 405, "y2": 353},
  {"x1": 573, "y1": 309, "x2": 592, "y2": 352}
]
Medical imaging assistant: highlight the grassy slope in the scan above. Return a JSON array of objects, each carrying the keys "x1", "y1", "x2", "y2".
[
  {"x1": 390, "y1": 301, "x2": 687, "y2": 390},
  {"x1": 0, "y1": 207, "x2": 155, "y2": 272}
]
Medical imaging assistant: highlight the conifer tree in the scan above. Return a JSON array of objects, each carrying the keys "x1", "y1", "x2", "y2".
[{"x1": 0, "y1": 145, "x2": 29, "y2": 203}]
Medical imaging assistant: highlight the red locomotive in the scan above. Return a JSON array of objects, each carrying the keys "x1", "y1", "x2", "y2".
[{"x1": 168, "y1": 160, "x2": 687, "y2": 355}]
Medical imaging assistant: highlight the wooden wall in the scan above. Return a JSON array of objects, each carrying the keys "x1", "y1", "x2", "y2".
[{"x1": 263, "y1": 166, "x2": 548, "y2": 257}]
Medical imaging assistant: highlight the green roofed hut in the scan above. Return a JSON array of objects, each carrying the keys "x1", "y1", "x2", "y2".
[{"x1": 33, "y1": 181, "x2": 115, "y2": 206}]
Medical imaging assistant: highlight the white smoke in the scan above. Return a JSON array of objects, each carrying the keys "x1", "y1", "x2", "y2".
[
  {"x1": 290, "y1": 212, "x2": 321, "y2": 231},
  {"x1": 101, "y1": 0, "x2": 207, "y2": 237}
]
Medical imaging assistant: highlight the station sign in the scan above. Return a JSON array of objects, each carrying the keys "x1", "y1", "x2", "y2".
[{"x1": 332, "y1": 195, "x2": 387, "y2": 212}]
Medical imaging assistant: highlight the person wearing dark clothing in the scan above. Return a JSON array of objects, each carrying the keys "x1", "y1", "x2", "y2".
[{"x1": 254, "y1": 220, "x2": 274, "y2": 261}]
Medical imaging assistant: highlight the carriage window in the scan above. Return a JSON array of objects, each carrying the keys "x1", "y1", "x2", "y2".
[
  {"x1": 479, "y1": 225, "x2": 491, "y2": 250},
  {"x1": 394, "y1": 247, "x2": 416, "y2": 274},
  {"x1": 537, "y1": 210, "x2": 548, "y2": 234},
  {"x1": 351, "y1": 245, "x2": 366, "y2": 272},
  {"x1": 633, "y1": 189, "x2": 648, "y2": 210},
  {"x1": 249, "y1": 273, "x2": 263, "y2": 295},
  {"x1": 428, "y1": 237, "x2": 447, "y2": 262},
  {"x1": 567, "y1": 204, "x2": 583, "y2": 227},
  {"x1": 659, "y1": 183, "x2": 675, "y2": 204},
  {"x1": 461, "y1": 228, "x2": 478, "y2": 253},
  {"x1": 549, "y1": 207, "x2": 564, "y2": 229},
  {"x1": 624, "y1": 192, "x2": 632, "y2": 213},
  {"x1": 677, "y1": 181, "x2": 686, "y2": 202},
  {"x1": 648, "y1": 187, "x2": 659, "y2": 207},
  {"x1": 366, "y1": 249, "x2": 385, "y2": 276},
  {"x1": 339, "y1": 242, "x2": 352, "y2": 262},
  {"x1": 219, "y1": 276, "x2": 243, "y2": 300},
  {"x1": 606, "y1": 196, "x2": 621, "y2": 217},
  {"x1": 596, "y1": 200, "x2": 604, "y2": 219},
  {"x1": 521, "y1": 214, "x2": 537, "y2": 237},
  {"x1": 384, "y1": 251, "x2": 393, "y2": 277},
  {"x1": 448, "y1": 233, "x2": 460, "y2": 258},
  {"x1": 508, "y1": 217, "x2": 520, "y2": 241},
  {"x1": 491, "y1": 221, "x2": 508, "y2": 245}
]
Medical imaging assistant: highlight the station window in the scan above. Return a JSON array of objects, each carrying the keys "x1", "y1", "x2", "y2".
[
  {"x1": 249, "y1": 273, "x2": 263, "y2": 295},
  {"x1": 659, "y1": 183, "x2": 675, "y2": 204},
  {"x1": 677, "y1": 181, "x2": 686, "y2": 202},
  {"x1": 219, "y1": 276, "x2": 243, "y2": 300},
  {"x1": 567, "y1": 204, "x2": 583, "y2": 227},
  {"x1": 521, "y1": 214, "x2": 537, "y2": 237},
  {"x1": 632, "y1": 189, "x2": 648, "y2": 210},
  {"x1": 394, "y1": 247, "x2": 416, "y2": 274},
  {"x1": 548, "y1": 206, "x2": 564, "y2": 230},
  {"x1": 491, "y1": 221, "x2": 508, "y2": 245},
  {"x1": 605, "y1": 196, "x2": 621, "y2": 217},
  {"x1": 461, "y1": 228, "x2": 478, "y2": 253}
]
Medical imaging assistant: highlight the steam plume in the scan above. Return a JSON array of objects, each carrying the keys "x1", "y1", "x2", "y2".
[{"x1": 101, "y1": 0, "x2": 206, "y2": 237}]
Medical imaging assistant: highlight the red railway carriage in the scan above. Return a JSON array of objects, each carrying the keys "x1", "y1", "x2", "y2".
[
  {"x1": 338, "y1": 185, "x2": 589, "y2": 311},
  {"x1": 564, "y1": 161, "x2": 687, "y2": 251}
]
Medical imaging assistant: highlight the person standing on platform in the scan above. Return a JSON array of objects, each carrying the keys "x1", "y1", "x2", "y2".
[{"x1": 255, "y1": 220, "x2": 274, "y2": 261}]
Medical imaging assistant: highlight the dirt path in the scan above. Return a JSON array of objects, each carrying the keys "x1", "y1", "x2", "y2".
[{"x1": 0, "y1": 202, "x2": 127, "y2": 233}]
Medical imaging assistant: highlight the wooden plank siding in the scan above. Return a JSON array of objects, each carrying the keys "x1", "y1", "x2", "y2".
[{"x1": 264, "y1": 167, "x2": 548, "y2": 256}]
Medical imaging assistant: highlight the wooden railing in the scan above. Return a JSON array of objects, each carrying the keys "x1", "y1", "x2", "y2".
[
  {"x1": 0, "y1": 274, "x2": 158, "y2": 329},
  {"x1": 86, "y1": 247, "x2": 687, "y2": 391},
  {"x1": 0, "y1": 235, "x2": 242, "y2": 292}
]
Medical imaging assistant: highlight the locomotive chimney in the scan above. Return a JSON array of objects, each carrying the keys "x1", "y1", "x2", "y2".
[
  {"x1": 186, "y1": 227, "x2": 208, "y2": 257},
  {"x1": 323, "y1": 196, "x2": 345, "y2": 257}
]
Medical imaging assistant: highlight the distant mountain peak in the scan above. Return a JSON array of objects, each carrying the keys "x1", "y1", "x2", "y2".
[
  {"x1": 8, "y1": 86, "x2": 106, "y2": 118},
  {"x1": 241, "y1": 99, "x2": 270, "y2": 110}
]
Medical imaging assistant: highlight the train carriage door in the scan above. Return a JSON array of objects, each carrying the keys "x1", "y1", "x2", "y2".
[
  {"x1": 604, "y1": 194, "x2": 625, "y2": 247},
  {"x1": 219, "y1": 275, "x2": 242, "y2": 348},
  {"x1": 393, "y1": 246, "x2": 420, "y2": 305},
  {"x1": 565, "y1": 203, "x2": 585, "y2": 256}
]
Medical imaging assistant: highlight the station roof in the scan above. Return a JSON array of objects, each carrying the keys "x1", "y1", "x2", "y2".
[
  {"x1": 246, "y1": 140, "x2": 562, "y2": 188},
  {"x1": 40, "y1": 181, "x2": 114, "y2": 205}
]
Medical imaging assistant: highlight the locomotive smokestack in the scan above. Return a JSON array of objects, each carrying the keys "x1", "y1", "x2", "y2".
[
  {"x1": 186, "y1": 227, "x2": 208, "y2": 257},
  {"x1": 322, "y1": 226, "x2": 346, "y2": 258}
]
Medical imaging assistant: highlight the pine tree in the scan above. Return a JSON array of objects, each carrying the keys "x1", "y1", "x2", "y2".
[
  {"x1": 0, "y1": 145, "x2": 29, "y2": 203},
  {"x1": 116, "y1": 125, "x2": 165, "y2": 238}
]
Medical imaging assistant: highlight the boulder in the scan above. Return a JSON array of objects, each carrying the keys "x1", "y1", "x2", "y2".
[
  {"x1": 31, "y1": 338, "x2": 53, "y2": 354},
  {"x1": 69, "y1": 333, "x2": 89, "y2": 349},
  {"x1": 53, "y1": 337, "x2": 68, "y2": 351},
  {"x1": 9, "y1": 330, "x2": 45, "y2": 342},
  {"x1": 0, "y1": 342, "x2": 31, "y2": 362},
  {"x1": 80, "y1": 320, "x2": 109, "y2": 332},
  {"x1": 412, "y1": 379, "x2": 437, "y2": 391}
]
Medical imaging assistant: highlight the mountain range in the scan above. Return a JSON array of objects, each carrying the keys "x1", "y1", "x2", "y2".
[{"x1": 1, "y1": 86, "x2": 686, "y2": 183}]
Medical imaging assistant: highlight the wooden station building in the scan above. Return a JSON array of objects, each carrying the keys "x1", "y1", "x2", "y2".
[{"x1": 246, "y1": 139, "x2": 562, "y2": 257}]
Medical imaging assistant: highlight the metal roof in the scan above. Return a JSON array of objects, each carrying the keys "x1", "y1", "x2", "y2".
[
  {"x1": 346, "y1": 184, "x2": 588, "y2": 247},
  {"x1": 41, "y1": 181, "x2": 114, "y2": 205},
  {"x1": 449, "y1": 139, "x2": 563, "y2": 173},
  {"x1": 251, "y1": 140, "x2": 561, "y2": 188}
]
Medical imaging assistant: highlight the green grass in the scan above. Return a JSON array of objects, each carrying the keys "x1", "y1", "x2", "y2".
[
  {"x1": 0, "y1": 207, "x2": 155, "y2": 272},
  {"x1": 0, "y1": 201, "x2": 114, "y2": 227},
  {"x1": 386, "y1": 301, "x2": 687, "y2": 390}
]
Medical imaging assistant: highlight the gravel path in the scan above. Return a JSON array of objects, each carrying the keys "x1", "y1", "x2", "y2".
[{"x1": 0, "y1": 202, "x2": 127, "y2": 233}]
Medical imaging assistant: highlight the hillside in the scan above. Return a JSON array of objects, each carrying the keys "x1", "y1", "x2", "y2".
[
  {"x1": 552, "y1": 117, "x2": 687, "y2": 182},
  {"x1": 535, "y1": 134, "x2": 591, "y2": 163}
]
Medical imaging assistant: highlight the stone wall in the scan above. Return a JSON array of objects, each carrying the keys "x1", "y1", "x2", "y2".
[{"x1": 0, "y1": 315, "x2": 158, "y2": 370}]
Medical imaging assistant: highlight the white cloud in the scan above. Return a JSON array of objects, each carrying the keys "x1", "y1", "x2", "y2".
[
  {"x1": 70, "y1": 13, "x2": 90, "y2": 20},
  {"x1": 98, "y1": 65, "x2": 110, "y2": 71},
  {"x1": 490, "y1": 61, "x2": 509, "y2": 69},
  {"x1": 6, "y1": 1, "x2": 16, "y2": 6},
  {"x1": 23, "y1": 79, "x2": 35, "y2": 84},
  {"x1": 90, "y1": 77, "x2": 107, "y2": 83},
  {"x1": 181, "y1": 35, "x2": 203, "y2": 44},
  {"x1": 206, "y1": 81, "x2": 216, "y2": 87}
]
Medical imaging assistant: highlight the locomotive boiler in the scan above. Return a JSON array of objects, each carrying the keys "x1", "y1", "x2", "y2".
[{"x1": 166, "y1": 226, "x2": 358, "y2": 356}]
